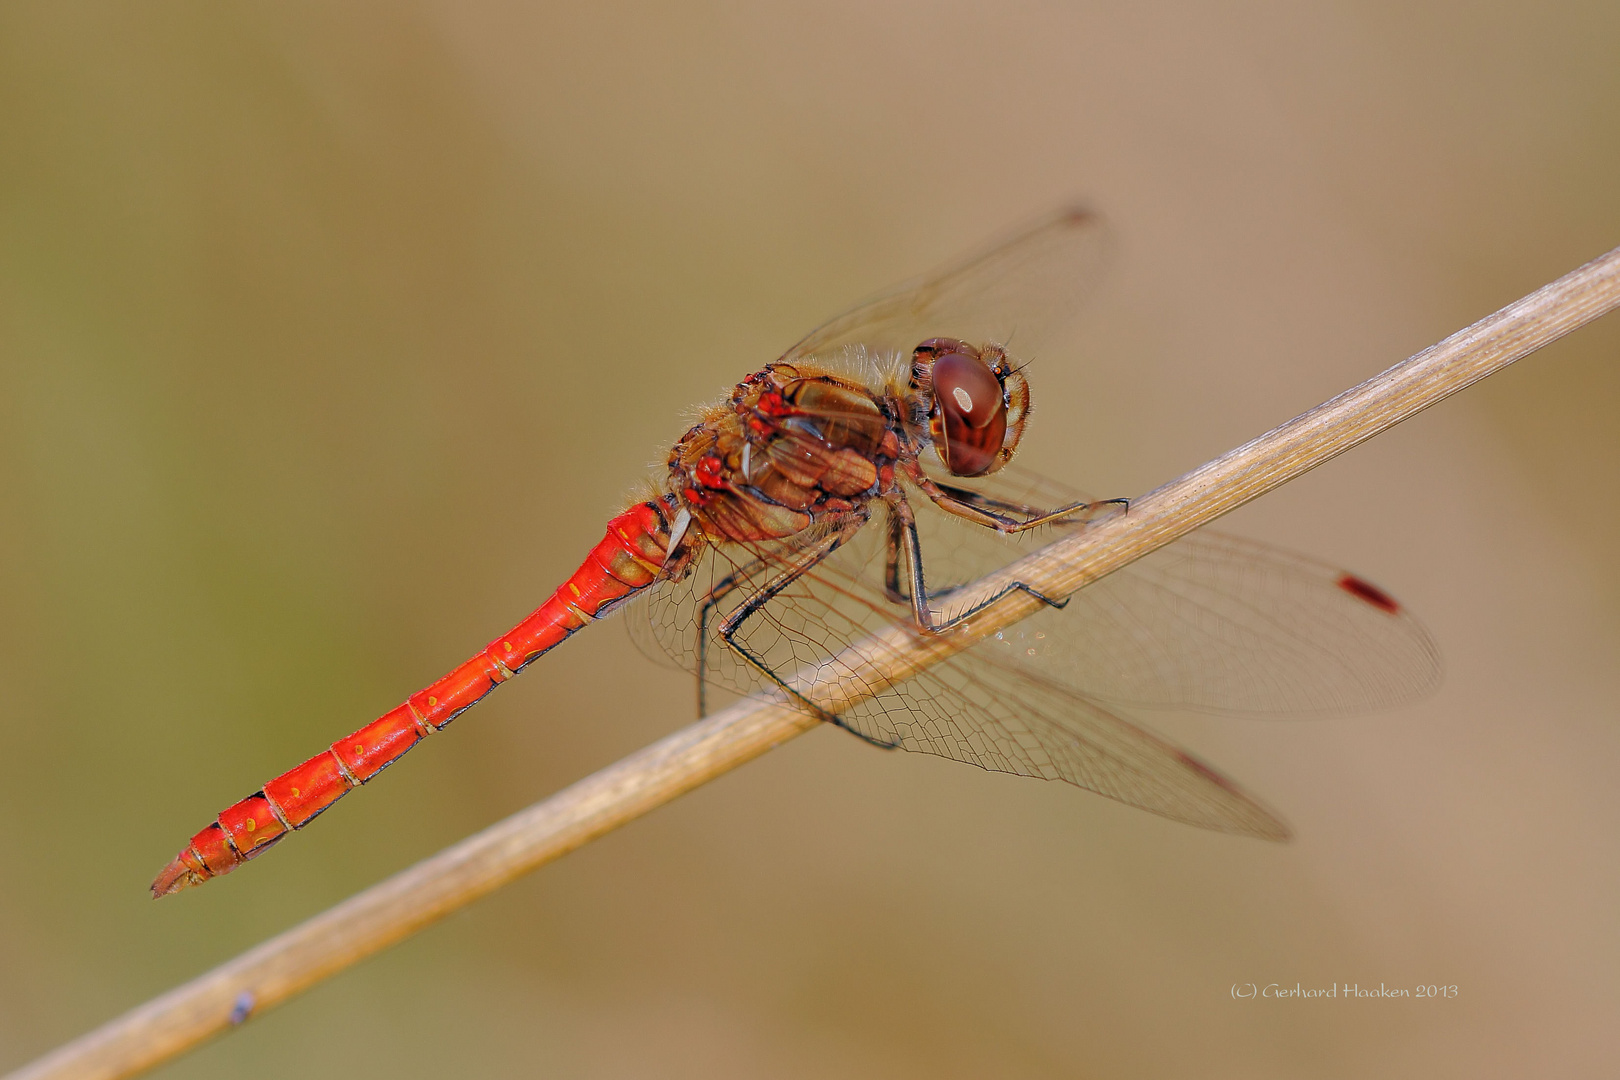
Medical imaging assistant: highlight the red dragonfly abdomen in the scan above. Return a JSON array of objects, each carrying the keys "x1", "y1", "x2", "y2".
[{"x1": 151, "y1": 498, "x2": 676, "y2": 896}]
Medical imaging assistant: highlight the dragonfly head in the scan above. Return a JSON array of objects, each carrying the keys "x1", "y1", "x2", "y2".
[{"x1": 911, "y1": 338, "x2": 1029, "y2": 477}]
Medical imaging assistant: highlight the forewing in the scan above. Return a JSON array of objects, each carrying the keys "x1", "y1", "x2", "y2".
[
  {"x1": 899, "y1": 463, "x2": 1442, "y2": 716},
  {"x1": 1011, "y1": 532, "x2": 1442, "y2": 715},
  {"x1": 782, "y1": 207, "x2": 1112, "y2": 365}
]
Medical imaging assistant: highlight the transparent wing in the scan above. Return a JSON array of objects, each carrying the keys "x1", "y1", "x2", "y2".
[
  {"x1": 781, "y1": 207, "x2": 1112, "y2": 365},
  {"x1": 625, "y1": 523, "x2": 1289, "y2": 839},
  {"x1": 999, "y1": 532, "x2": 1442, "y2": 715},
  {"x1": 838, "y1": 648, "x2": 1290, "y2": 839},
  {"x1": 912, "y1": 464, "x2": 1443, "y2": 716}
]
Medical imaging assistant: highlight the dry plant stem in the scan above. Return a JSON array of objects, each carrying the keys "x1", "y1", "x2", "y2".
[{"x1": 12, "y1": 244, "x2": 1620, "y2": 1080}]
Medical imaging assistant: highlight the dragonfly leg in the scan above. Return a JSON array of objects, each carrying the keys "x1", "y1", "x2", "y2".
[
  {"x1": 694, "y1": 552, "x2": 774, "y2": 718},
  {"x1": 716, "y1": 521, "x2": 901, "y2": 748},
  {"x1": 882, "y1": 494, "x2": 986, "y2": 622},
  {"x1": 908, "y1": 469, "x2": 1128, "y2": 534},
  {"x1": 882, "y1": 508, "x2": 909, "y2": 605},
  {"x1": 889, "y1": 486, "x2": 1098, "y2": 632},
  {"x1": 883, "y1": 490, "x2": 939, "y2": 629}
]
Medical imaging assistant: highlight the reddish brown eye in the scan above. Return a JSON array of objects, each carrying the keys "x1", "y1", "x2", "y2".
[{"x1": 932, "y1": 351, "x2": 1006, "y2": 476}]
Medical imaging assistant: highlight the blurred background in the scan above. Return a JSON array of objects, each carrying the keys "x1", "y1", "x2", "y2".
[{"x1": 2, "y1": 2, "x2": 1619, "y2": 1077}]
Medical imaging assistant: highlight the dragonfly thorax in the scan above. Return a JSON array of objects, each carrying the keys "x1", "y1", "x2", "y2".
[{"x1": 664, "y1": 363, "x2": 901, "y2": 546}]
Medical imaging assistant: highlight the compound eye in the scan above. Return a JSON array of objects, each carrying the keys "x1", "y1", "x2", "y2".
[{"x1": 932, "y1": 351, "x2": 1007, "y2": 476}]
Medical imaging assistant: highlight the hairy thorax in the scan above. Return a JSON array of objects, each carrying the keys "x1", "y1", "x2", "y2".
[{"x1": 666, "y1": 363, "x2": 904, "y2": 544}]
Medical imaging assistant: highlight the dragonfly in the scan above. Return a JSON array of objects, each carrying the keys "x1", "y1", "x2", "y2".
[{"x1": 151, "y1": 208, "x2": 1440, "y2": 896}]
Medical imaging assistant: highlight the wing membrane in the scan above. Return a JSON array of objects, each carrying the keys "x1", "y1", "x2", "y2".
[
  {"x1": 626, "y1": 527, "x2": 1290, "y2": 838},
  {"x1": 840, "y1": 648, "x2": 1290, "y2": 838},
  {"x1": 782, "y1": 207, "x2": 1112, "y2": 365},
  {"x1": 1007, "y1": 532, "x2": 1441, "y2": 714},
  {"x1": 906, "y1": 465, "x2": 1442, "y2": 715}
]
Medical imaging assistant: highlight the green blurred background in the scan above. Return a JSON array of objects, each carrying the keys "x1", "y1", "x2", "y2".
[{"x1": 3, "y1": 2, "x2": 1619, "y2": 1077}]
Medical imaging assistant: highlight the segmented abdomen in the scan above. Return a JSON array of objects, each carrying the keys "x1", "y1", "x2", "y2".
[{"x1": 151, "y1": 498, "x2": 675, "y2": 895}]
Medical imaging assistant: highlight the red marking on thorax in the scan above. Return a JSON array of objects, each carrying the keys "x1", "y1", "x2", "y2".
[
  {"x1": 1336, "y1": 573, "x2": 1400, "y2": 615},
  {"x1": 694, "y1": 456, "x2": 726, "y2": 488},
  {"x1": 755, "y1": 391, "x2": 791, "y2": 417}
]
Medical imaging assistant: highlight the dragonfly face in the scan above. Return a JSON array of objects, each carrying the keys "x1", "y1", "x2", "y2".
[{"x1": 909, "y1": 337, "x2": 1029, "y2": 478}]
